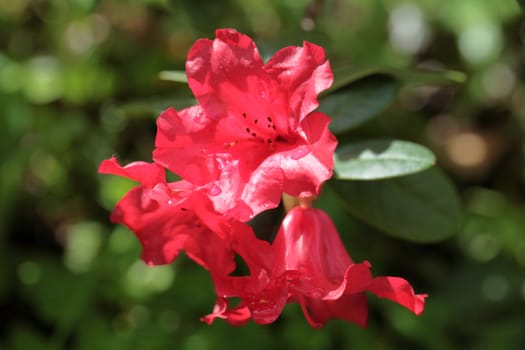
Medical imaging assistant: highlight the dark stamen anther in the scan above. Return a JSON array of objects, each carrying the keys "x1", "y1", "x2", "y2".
[
  {"x1": 267, "y1": 139, "x2": 272, "y2": 143},
  {"x1": 242, "y1": 113, "x2": 247, "y2": 118},
  {"x1": 246, "y1": 127, "x2": 250, "y2": 133},
  {"x1": 181, "y1": 208, "x2": 188, "y2": 211},
  {"x1": 251, "y1": 132, "x2": 257, "y2": 137},
  {"x1": 254, "y1": 119, "x2": 258, "y2": 124},
  {"x1": 267, "y1": 117, "x2": 272, "y2": 122},
  {"x1": 272, "y1": 125, "x2": 276, "y2": 130}
]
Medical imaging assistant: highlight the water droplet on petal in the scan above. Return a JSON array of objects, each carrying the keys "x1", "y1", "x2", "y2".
[
  {"x1": 167, "y1": 199, "x2": 173, "y2": 205},
  {"x1": 192, "y1": 110, "x2": 206, "y2": 125},
  {"x1": 258, "y1": 81, "x2": 269, "y2": 99},
  {"x1": 208, "y1": 184, "x2": 222, "y2": 196},
  {"x1": 291, "y1": 147, "x2": 310, "y2": 160}
]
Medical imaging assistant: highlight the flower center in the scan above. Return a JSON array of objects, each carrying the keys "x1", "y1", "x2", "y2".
[{"x1": 242, "y1": 112, "x2": 280, "y2": 144}]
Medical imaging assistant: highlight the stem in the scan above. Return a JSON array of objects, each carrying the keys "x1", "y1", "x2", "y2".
[{"x1": 282, "y1": 194, "x2": 317, "y2": 212}]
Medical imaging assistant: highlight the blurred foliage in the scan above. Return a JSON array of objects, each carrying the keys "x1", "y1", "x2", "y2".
[{"x1": 1, "y1": 0, "x2": 525, "y2": 349}]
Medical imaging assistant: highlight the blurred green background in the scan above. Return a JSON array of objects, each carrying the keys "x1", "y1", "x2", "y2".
[{"x1": 1, "y1": 0, "x2": 525, "y2": 349}]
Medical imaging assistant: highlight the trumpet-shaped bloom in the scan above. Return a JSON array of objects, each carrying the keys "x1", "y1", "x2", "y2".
[
  {"x1": 153, "y1": 29, "x2": 337, "y2": 221},
  {"x1": 203, "y1": 207, "x2": 426, "y2": 328}
]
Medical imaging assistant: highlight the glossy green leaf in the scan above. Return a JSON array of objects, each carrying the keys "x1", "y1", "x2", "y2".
[
  {"x1": 320, "y1": 65, "x2": 466, "y2": 133},
  {"x1": 320, "y1": 74, "x2": 400, "y2": 133},
  {"x1": 330, "y1": 168, "x2": 463, "y2": 242},
  {"x1": 334, "y1": 139, "x2": 436, "y2": 180}
]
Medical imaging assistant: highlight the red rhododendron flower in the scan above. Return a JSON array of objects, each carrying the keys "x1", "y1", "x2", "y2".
[
  {"x1": 98, "y1": 157, "x2": 273, "y2": 279},
  {"x1": 153, "y1": 29, "x2": 337, "y2": 221},
  {"x1": 203, "y1": 207, "x2": 426, "y2": 328},
  {"x1": 99, "y1": 29, "x2": 429, "y2": 329}
]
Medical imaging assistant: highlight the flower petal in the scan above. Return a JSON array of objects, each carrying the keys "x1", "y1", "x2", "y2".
[
  {"x1": 98, "y1": 156, "x2": 164, "y2": 187},
  {"x1": 368, "y1": 276, "x2": 427, "y2": 315},
  {"x1": 201, "y1": 298, "x2": 252, "y2": 326},
  {"x1": 274, "y1": 207, "x2": 354, "y2": 281},
  {"x1": 156, "y1": 116, "x2": 285, "y2": 221},
  {"x1": 186, "y1": 28, "x2": 289, "y2": 141},
  {"x1": 265, "y1": 41, "x2": 333, "y2": 122},
  {"x1": 299, "y1": 292, "x2": 369, "y2": 328},
  {"x1": 111, "y1": 184, "x2": 191, "y2": 266},
  {"x1": 111, "y1": 181, "x2": 238, "y2": 277},
  {"x1": 154, "y1": 107, "x2": 222, "y2": 185},
  {"x1": 322, "y1": 261, "x2": 372, "y2": 300},
  {"x1": 277, "y1": 112, "x2": 337, "y2": 197}
]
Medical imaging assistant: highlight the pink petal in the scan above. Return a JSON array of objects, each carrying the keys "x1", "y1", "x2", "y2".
[
  {"x1": 299, "y1": 292, "x2": 369, "y2": 329},
  {"x1": 98, "y1": 156, "x2": 164, "y2": 187},
  {"x1": 153, "y1": 107, "x2": 222, "y2": 185},
  {"x1": 210, "y1": 238, "x2": 287, "y2": 325},
  {"x1": 274, "y1": 208, "x2": 353, "y2": 276},
  {"x1": 322, "y1": 262, "x2": 372, "y2": 300},
  {"x1": 111, "y1": 185, "x2": 191, "y2": 266},
  {"x1": 265, "y1": 41, "x2": 333, "y2": 122},
  {"x1": 201, "y1": 298, "x2": 252, "y2": 326},
  {"x1": 111, "y1": 182, "x2": 238, "y2": 276},
  {"x1": 252, "y1": 113, "x2": 336, "y2": 200},
  {"x1": 300, "y1": 111, "x2": 338, "y2": 167},
  {"x1": 186, "y1": 29, "x2": 289, "y2": 140},
  {"x1": 224, "y1": 157, "x2": 284, "y2": 220},
  {"x1": 368, "y1": 276, "x2": 427, "y2": 315}
]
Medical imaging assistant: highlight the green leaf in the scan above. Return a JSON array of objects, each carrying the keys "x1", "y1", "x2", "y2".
[
  {"x1": 320, "y1": 74, "x2": 400, "y2": 133},
  {"x1": 158, "y1": 70, "x2": 188, "y2": 83},
  {"x1": 328, "y1": 65, "x2": 466, "y2": 94},
  {"x1": 334, "y1": 139, "x2": 436, "y2": 180},
  {"x1": 398, "y1": 68, "x2": 467, "y2": 87},
  {"x1": 319, "y1": 65, "x2": 465, "y2": 134},
  {"x1": 328, "y1": 66, "x2": 383, "y2": 93},
  {"x1": 330, "y1": 168, "x2": 463, "y2": 242}
]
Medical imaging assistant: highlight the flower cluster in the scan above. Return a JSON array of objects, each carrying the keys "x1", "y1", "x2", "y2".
[{"x1": 99, "y1": 28, "x2": 426, "y2": 328}]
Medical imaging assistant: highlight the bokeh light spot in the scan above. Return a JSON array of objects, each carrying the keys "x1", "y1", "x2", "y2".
[
  {"x1": 124, "y1": 261, "x2": 175, "y2": 298},
  {"x1": 482, "y1": 63, "x2": 516, "y2": 100},
  {"x1": 481, "y1": 275, "x2": 509, "y2": 302},
  {"x1": 64, "y1": 221, "x2": 104, "y2": 273},
  {"x1": 184, "y1": 335, "x2": 209, "y2": 350},
  {"x1": 17, "y1": 261, "x2": 41, "y2": 285},
  {"x1": 458, "y1": 23, "x2": 502, "y2": 64},
  {"x1": 467, "y1": 233, "x2": 500, "y2": 262},
  {"x1": 445, "y1": 132, "x2": 488, "y2": 168},
  {"x1": 389, "y1": 4, "x2": 430, "y2": 55},
  {"x1": 24, "y1": 56, "x2": 64, "y2": 104}
]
